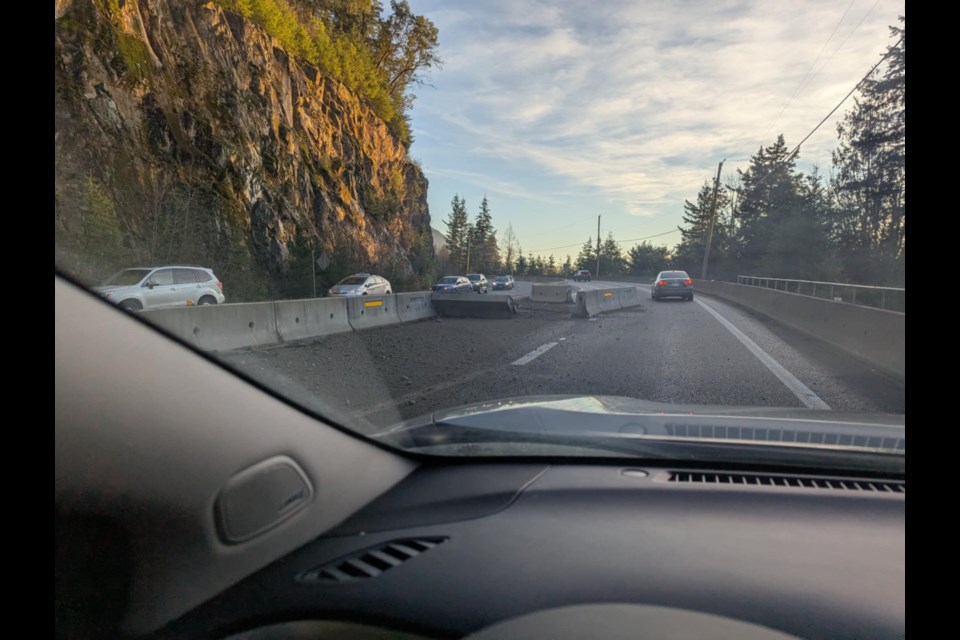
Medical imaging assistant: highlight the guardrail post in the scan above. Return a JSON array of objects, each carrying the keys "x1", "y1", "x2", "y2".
[
  {"x1": 881, "y1": 290, "x2": 886, "y2": 309},
  {"x1": 830, "y1": 284, "x2": 834, "y2": 301},
  {"x1": 812, "y1": 283, "x2": 816, "y2": 298},
  {"x1": 852, "y1": 288, "x2": 857, "y2": 305}
]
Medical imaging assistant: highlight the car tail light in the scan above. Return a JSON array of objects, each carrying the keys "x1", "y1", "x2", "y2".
[
  {"x1": 684, "y1": 279, "x2": 693, "y2": 285},
  {"x1": 658, "y1": 280, "x2": 667, "y2": 286}
]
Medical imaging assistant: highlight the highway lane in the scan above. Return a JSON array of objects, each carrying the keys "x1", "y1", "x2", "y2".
[{"x1": 221, "y1": 279, "x2": 904, "y2": 435}]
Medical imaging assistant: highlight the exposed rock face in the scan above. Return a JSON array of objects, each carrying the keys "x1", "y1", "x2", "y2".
[{"x1": 55, "y1": 0, "x2": 434, "y2": 299}]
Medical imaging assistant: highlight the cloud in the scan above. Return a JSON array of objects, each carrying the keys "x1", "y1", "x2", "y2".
[{"x1": 408, "y1": 0, "x2": 904, "y2": 245}]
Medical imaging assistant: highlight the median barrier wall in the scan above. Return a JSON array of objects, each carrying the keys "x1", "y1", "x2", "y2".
[
  {"x1": 143, "y1": 302, "x2": 280, "y2": 352},
  {"x1": 695, "y1": 280, "x2": 904, "y2": 380},
  {"x1": 396, "y1": 292, "x2": 437, "y2": 322},
  {"x1": 531, "y1": 283, "x2": 573, "y2": 303},
  {"x1": 345, "y1": 294, "x2": 401, "y2": 330},
  {"x1": 274, "y1": 297, "x2": 351, "y2": 342},
  {"x1": 431, "y1": 293, "x2": 518, "y2": 318}
]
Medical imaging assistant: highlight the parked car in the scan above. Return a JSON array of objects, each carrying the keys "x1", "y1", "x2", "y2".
[
  {"x1": 492, "y1": 275, "x2": 515, "y2": 290},
  {"x1": 329, "y1": 273, "x2": 392, "y2": 297},
  {"x1": 432, "y1": 276, "x2": 474, "y2": 293},
  {"x1": 94, "y1": 266, "x2": 225, "y2": 311},
  {"x1": 466, "y1": 273, "x2": 488, "y2": 293},
  {"x1": 651, "y1": 270, "x2": 694, "y2": 301},
  {"x1": 574, "y1": 270, "x2": 592, "y2": 282}
]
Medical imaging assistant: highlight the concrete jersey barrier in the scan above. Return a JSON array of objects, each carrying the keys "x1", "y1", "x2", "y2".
[
  {"x1": 531, "y1": 283, "x2": 573, "y2": 303},
  {"x1": 396, "y1": 292, "x2": 437, "y2": 322},
  {"x1": 431, "y1": 293, "x2": 518, "y2": 318},
  {"x1": 598, "y1": 288, "x2": 622, "y2": 312},
  {"x1": 345, "y1": 294, "x2": 401, "y2": 330},
  {"x1": 617, "y1": 286, "x2": 641, "y2": 309},
  {"x1": 274, "y1": 297, "x2": 351, "y2": 342},
  {"x1": 695, "y1": 280, "x2": 904, "y2": 380},
  {"x1": 143, "y1": 302, "x2": 280, "y2": 352}
]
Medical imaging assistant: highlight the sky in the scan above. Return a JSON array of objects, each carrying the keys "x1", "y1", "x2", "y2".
[{"x1": 403, "y1": 0, "x2": 905, "y2": 260}]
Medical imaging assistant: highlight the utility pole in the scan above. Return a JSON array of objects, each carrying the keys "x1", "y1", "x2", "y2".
[
  {"x1": 701, "y1": 160, "x2": 724, "y2": 281},
  {"x1": 595, "y1": 214, "x2": 601, "y2": 278}
]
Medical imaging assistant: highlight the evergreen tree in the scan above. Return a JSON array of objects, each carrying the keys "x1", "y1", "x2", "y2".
[
  {"x1": 575, "y1": 236, "x2": 596, "y2": 271},
  {"x1": 627, "y1": 242, "x2": 671, "y2": 275},
  {"x1": 733, "y1": 135, "x2": 806, "y2": 274},
  {"x1": 500, "y1": 223, "x2": 519, "y2": 274},
  {"x1": 674, "y1": 180, "x2": 731, "y2": 277},
  {"x1": 599, "y1": 232, "x2": 624, "y2": 275},
  {"x1": 443, "y1": 194, "x2": 469, "y2": 272},
  {"x1": 562, "y1": 255, "x2": 572, "y2": 277},
  {"x1": 831, "y1": 17, "x2": 904, "y2": 285},
  {"x1": 515, "y1": 250, "x2": 527, "y2": 275},
  {"x1": 470, "y1": 195, "x2": 500, "y2": 273}
]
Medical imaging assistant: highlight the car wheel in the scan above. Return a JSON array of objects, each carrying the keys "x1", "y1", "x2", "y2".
[
  {"x1": 687, "y1": 294, "x2": 694, "y2": 301},
  {"x1": 198, "y1": 296, "x2": 217, "y2": 306},
  {"x1": 119, "y1": 299, "x2": 142, "y2": 311}
]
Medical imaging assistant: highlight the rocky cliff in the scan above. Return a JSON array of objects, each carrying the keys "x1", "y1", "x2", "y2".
[{"x1": 55, "y1": 0, "x2": 434, "y2": 299}]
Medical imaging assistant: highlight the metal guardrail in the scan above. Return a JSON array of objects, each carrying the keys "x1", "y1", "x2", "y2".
[{"x1": 736, "y1": 276, "x2": 905, "y2": 312}]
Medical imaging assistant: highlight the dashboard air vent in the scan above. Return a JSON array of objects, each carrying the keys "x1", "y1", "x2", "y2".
[
  {"x1": 297, "y1": 537, "x2": 449, "y2": 584},
  {"x1": 663, "y1": 422, "x2": 905, "y2": 452},
  {"x1": 668, "y1": 472, "x2": 904, "y2": 493}
]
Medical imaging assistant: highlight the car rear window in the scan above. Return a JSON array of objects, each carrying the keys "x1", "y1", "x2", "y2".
[
  {"x1": 660, "y1": 271, "x2": 689, "y2": 279},
  {"x1": 174, "y1": 269, "x2": 199, "y2": 284}
]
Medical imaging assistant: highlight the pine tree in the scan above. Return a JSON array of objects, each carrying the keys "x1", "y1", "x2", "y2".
[
  {"x1": 599, "y1": 232, "x2": 624, "y2": 275},
  {"x1": 443, "y1": 194, "x2": 469, "y2": 272},
  {"x1": 562, "y1": 255, "x2": 572, "y2": 277},
  {"x1": 575, "y1": 237, "x2": 596, "y2": 271},
  {"x1": 831, "y1": 17, "x2": 904, "y2": 285},
  {"x1": 627, "y1": 242, "x2": 670, "y2": 275},
  {"x1": 471, "y1": 195, "x2": 499, "y2": 273},
  {"x1": 674, "y1": 180, "x2": 730, "y2": 276}
]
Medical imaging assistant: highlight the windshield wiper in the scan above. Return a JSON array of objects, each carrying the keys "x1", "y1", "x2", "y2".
[{"x1": 374, "y1": 396, "x2": 904, "y2": 475}]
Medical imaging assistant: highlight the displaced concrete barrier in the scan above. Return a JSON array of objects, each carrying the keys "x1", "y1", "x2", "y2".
[
  {"x1": 574, "y1": 287, "x2": 642, "y2": 317},
  {"x1": 598, "y1": 288, "x2": 622, "y2": 312},
  {"x1": 617, "y1": 286, "x2": 642, "y2": 309},
  {"x1": 274, "y1": 297, "x2": 351, "y2": 342},
  {"x1": 396, "y1": 292, "x2": 437, "y2": 322},
  {"x1": 432, "y1": 293, "x2": 518, "y2": 318},
  {"x1": 695, "y1": 280, "x2": 904, "y2": 380},
  {"x1": 346, "y1": 294, "x2": 401, "y2": 330},
  {"x1": 143, "y1": 302, "x2": 280, "y2": 352},
  {"x1": 531, "y1": 283, "x2": 573, "y2": 303}
]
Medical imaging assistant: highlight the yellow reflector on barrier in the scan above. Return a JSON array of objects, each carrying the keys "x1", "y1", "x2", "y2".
[
  {"x1": 603, "y1": 291, "x2": 614, "y2": 298},
  {"x1": 364, "y1": 300, "x2": 384, "y2": 308}
]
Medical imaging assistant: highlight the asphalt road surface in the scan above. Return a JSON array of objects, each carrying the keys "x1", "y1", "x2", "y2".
[{"x1": 221, "y1": 280, "x2": 905, "y2": 435}]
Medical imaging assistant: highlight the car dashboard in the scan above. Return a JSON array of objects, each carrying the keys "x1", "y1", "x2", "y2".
[{"x1": 155, "y1": 462, "x2": 904, "y2": 640}]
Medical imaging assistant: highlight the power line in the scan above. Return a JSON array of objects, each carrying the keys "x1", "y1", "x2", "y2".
[
  {"x1": 528, "y1": 228, "x2": 679, "y2": 253},
  {"x1": 738, "y1": 32, "x2": 902, "y2": 192},
  {"x1": 756, "y1": 0, "x2": 857, "y2": 148}
]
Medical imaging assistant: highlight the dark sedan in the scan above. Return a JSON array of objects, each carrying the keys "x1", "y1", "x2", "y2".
[
  {"x1": 432, "y1": 276, "x2": 474, "y2": 293},
  {"x1": 492, "y1": 275, "x2": 514, "y2": 290},
  {"x1": 651, "y1": 270, "x2": 694, "y2": 301}
]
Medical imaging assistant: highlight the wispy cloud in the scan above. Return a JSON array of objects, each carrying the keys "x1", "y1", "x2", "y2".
[{"x1": 408, "y1": 0, "x2": 904, "y2": 251}]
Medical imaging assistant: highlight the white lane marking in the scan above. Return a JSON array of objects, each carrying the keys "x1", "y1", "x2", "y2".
[
  {"x1": 695, "y1": 298, "x2": 831, "y2": 410},
  {"x1": 512, "y1": 342, "x2": 559, "y2": 366}
]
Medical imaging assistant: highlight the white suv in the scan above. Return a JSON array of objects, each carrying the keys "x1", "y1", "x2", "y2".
[{"x1": 94, "y1": 266, "x2": 225, "y2": 311}]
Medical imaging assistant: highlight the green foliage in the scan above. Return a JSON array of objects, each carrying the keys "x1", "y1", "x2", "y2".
[
  {"x1": 470, "y1": 195, "x2": 500, "y2": 274},
  {"x1": 116, "y1": 31, "x2": 149, "y2": 79},
  {"x1": 443, "y1": 194, "x2": 470, "y2": 272},
  {"x1": 575, "y1": 236, "x2": 596, "y2": 271},
  {"x1": 627, "y1": 242, "x2": 671, "y2": 276},
  {"x1": 215, "y1": 0, "x2": 439, "y2": 146}
]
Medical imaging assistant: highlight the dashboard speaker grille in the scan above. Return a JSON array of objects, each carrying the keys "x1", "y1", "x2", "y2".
[
  {"x1": 297, "y1": 537, "x2": 449, "y2": 584},
  {"x1": 668, "y1": 472, "x2": 904, "y2": 493}
]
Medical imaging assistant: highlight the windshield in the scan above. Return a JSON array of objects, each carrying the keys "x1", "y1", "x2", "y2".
[
  {"x1": 101, "y1": 269, "x2": 151, "y2": 287},
  {"x1": 55, "y1": 1, "x2": 904, "y2": 464}
]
